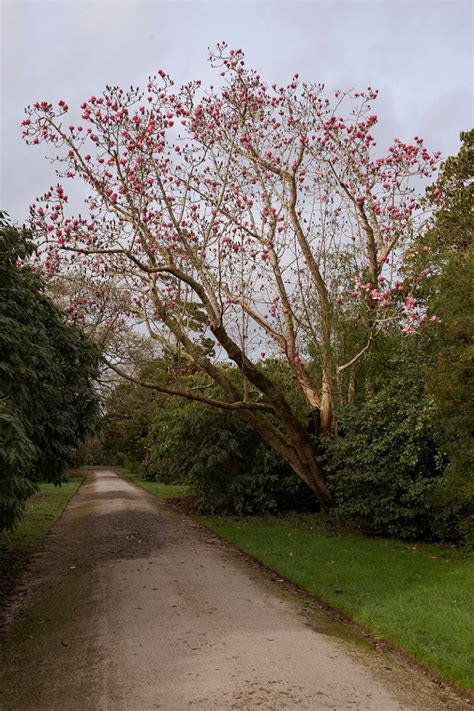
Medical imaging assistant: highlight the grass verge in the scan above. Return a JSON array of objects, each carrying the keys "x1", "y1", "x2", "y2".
[
  {"x1": 200, "y1": 513, "x2": 473, "y2": 694},
  {"x1": 121, "y1": 469, "x2": 190, "y2": 500},
  {"x1": 0, "y1": 473, "x2": 84, "y2": 608}
]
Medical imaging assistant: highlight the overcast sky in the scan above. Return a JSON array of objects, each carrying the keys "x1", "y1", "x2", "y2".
[{"x1": 1, "y1": 0, "x2": 472, "y2": 223}]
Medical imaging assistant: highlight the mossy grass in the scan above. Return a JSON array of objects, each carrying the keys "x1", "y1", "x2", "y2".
[
  {"x1": 199, "y1": 513, "x2": 473, "y2": 693},
  {"x1": 0, "y1": 472, "x2": 84, "y2": 606}
]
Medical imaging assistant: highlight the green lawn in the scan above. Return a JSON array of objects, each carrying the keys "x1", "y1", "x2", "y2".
[
  {"x1": 199, "y1": 514, "x2": 473, "y2": 693},
  {"x1": 122, "y1": 470, "x2": 190, "y2": 500},
  {"x1": 0, "y1": 474, "x2": 83, "y2": 605}
]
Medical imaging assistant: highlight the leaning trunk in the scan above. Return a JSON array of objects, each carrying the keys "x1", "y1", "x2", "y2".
[{"x1": 242, "y1": 406, "x2": 333, "y2": 514}]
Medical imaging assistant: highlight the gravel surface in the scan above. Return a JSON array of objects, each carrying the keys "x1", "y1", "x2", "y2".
[{"x1": 0, "y1": 469, "x2": 469, "y2": 710}]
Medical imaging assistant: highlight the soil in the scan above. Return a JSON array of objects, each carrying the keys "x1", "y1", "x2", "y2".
[{"x1": 0, "y1": 468, "x2": 470, "y2": 710}]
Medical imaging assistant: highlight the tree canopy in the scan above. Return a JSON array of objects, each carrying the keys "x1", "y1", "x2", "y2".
[{"x1": 20, "y1": 46, "x2": 455, "y2": 509}]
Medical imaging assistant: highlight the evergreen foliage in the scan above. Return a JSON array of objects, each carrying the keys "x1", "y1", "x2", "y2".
[
  {"x1": 326, "y1": 343, "x2": 444, "y2": 539},
  {"x1": 0, "y1": 213, "x2": 99, "y2": 531},
  {"x1": 148, "y1": 393, "x2": 317, "y2": 515},
  {"x1": 418, "y1": 131, "x2": 474, "y2": 542}
]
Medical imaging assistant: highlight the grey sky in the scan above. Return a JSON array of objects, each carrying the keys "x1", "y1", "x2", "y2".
[{"x1": 1, "y1": 0, "x2": 472, "y2": 223}]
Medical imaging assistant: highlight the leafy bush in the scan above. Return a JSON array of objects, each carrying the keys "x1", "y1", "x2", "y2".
[
  {"x1": 0, "y1": 399, "x2": 36, "y2": 532},
  {"x1": 0, "y1": 214, "x2": 99, "y2": 531},
  {"x1": 411, "y1": 132, "x2": 474, "y2": 544},
  {"x1": 146, "y1": 386, "x2": 317, "y2": 515},
  {"x1": 326, "y1": 351, "x2": 444, "y2": 540},
  {"x1": 429, "y1": 469, "x2": 474, "y2": 546}
]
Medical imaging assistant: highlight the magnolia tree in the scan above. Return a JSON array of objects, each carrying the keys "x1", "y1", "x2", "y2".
[{"x1": 22, "y1": 45, "x2": 441, "y2": 509}]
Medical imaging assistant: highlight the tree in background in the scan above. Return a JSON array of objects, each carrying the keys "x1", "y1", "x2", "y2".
[
  {"x1": 0, "y1": 213, "x2": 99, "y2": 531},
  {"x1": 98, "y1": 362, "x2": 161, "y2": 468},
  {"x1": 418, "y1": 131, "x2": 473, "y2": 540},
  {"x1": 22, "y1": 46, "x2": 443, "y2": 509}
]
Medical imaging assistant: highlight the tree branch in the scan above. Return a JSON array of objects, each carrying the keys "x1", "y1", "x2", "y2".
[
  {"x1": 337, "y1": 327, "x2": 377, "y2": 373},
  {"x1": 102, "y1": 357, "x2": 273, "y2": 412}
]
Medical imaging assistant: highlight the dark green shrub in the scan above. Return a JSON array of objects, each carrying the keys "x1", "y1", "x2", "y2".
[
  {"x1": 147, "y1": 390, "x2": 317, "y2": 515},
  {"x1": 414, "y1": 131, "x2": 474, "y2": 544},
  {"x1": 0, "y1": 214, "x2": 99, "y2": 531},
  {"x1": 326, "y1": 356, "x2": 444, "y2": 540},
  {"x1": 0, "y1": 399, "x2": 37, "y2": 532}
]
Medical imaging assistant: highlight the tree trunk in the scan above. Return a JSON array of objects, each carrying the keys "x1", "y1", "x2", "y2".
[{"x1": 242, "y1": 405, "x2": 332, "y2": 513}]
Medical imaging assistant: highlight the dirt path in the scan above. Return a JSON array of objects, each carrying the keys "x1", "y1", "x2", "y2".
[{"x1": 0, "y1": 469, "x2": 468, "y2": 710}]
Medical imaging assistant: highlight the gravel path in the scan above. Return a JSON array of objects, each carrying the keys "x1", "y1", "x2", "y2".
[{"x1": 0, "y1": 469, "x2": 468, "y2": 710}]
